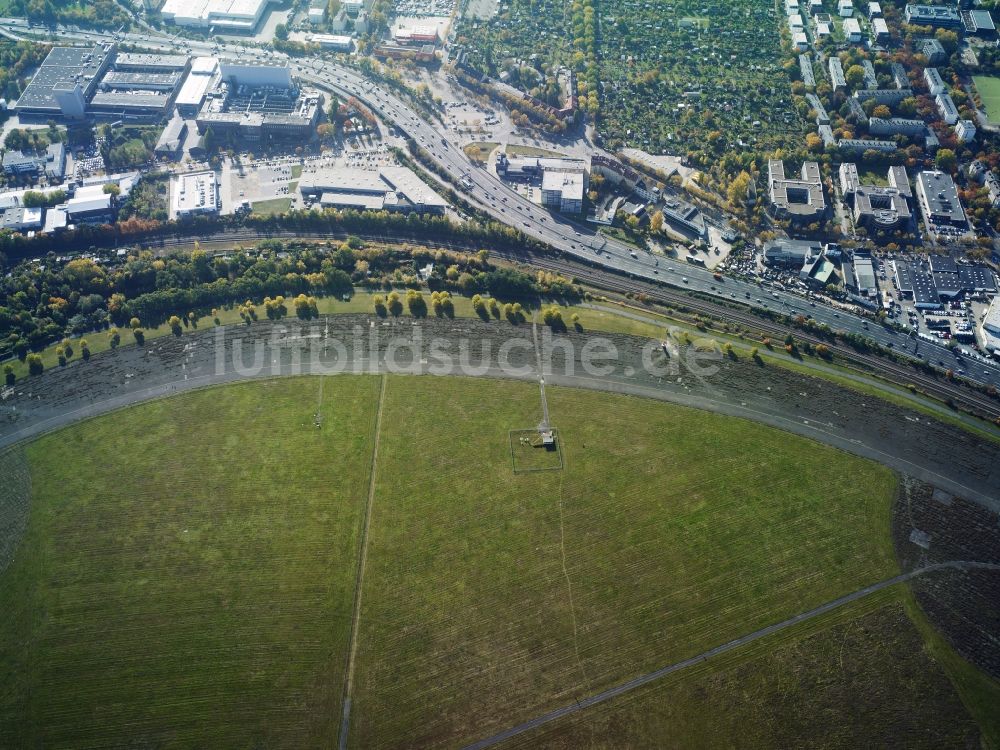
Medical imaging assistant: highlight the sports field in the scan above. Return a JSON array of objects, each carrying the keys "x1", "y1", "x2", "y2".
[
  {"x1": 974, "y1": 76, "x2": 1000, "y2": 122},
  {"x1": 0, "y1": 375, "x2": 990, "y2": 747}
]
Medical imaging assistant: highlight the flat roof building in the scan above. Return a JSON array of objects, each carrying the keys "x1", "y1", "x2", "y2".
[
  {"x1": 160, "y1": 0, "x2": 278, "y2": 31},
  {"x1": 176, "y1": 56, "x2": 219, "y2": 117},
  {"x1": 299, "y1": 166, "x2": 447, "y2": 214},
  {"x1": 541, "y1": 170, "x2": 585, "y2": 213},
  {"x1": 829, "y1": 57, "x2": 847, "y2": 90},
  {"x1": 905, "y1": 4, "x2": 962, "y2": 28},
  {"x1": 172, "y1": 171, "x2": 219, "y2": 217},
  {"x1": 936, "y1": 92, "x2": 959, "y2": 124},
  {"x1": 915, "y1": 170, "x2": 968, "y2": 236},
  {"x1": 768, "y1": 160, "x2": 826, "y2": 221},
  {"x1": 15, "y1": 45, "x2": 114, "y2": 117}
]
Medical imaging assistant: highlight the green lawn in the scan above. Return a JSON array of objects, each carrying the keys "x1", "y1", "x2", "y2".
[
  {"x1": 0, "y1": 377, "x2": 380, "y2": 748},
  {"x1": 1, "y1": 376, "x2": 994, "y2": 747},
  {"x1": 974, "y1": 76, "x2": 1000, "y2": 122},
  {"x1": 251, "y1": 197, "x2": 293, "y2": 216},
  {"x1": 350, "y1": 377, "x2": 900, "y2": 746},
  {"x1": 511, "y1": 589, "x2": 983, "y2": 748}
]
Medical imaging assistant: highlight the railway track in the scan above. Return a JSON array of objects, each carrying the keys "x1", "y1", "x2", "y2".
[{"x1": 147, "y1": 229, "x2": 1000, "y2": 421}]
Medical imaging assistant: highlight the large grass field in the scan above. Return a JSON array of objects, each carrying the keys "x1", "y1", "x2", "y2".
[
  {"x1": 0, "y1": 375, "x2": 993, "y2": 747},
  {"x1": 974, "y1": 76, "x2": 1000, "y2": 123},
  {"x1": 0, "y1": 377, "x2": 381, "y2": 748},
  {"x1": 512, "y1": 590, "x2": 982, "y2": 748}
]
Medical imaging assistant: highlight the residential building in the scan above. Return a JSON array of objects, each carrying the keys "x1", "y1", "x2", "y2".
[
  {"x1": 890, "y1": 62, "x2": 909, "y2": 89},
  {"x1": 838, "y1": 0, "x2": 854, "y2": 16},
  {"x1": 806, "y1": 93, "x2": 829, "y2": 124},
  {"x1": 985, "y1": 172, "x2": 1000, "y2": 208},
  {"x1": 868, "y1": 1, "x2": 882, "y2": 18},
  {"x1": 829, "y1": 57, "x2": 847, "y2": 91},
  {"x1": 919, "y1": 38, "x2": 947, "y2": 65},
  {"x1": 936, "y1": 92, "x2": 958, "y2": 124},
  {"x1": 861, "y1": 60, "x2": 878, "y2": 89},
  {"x1": 799, "y1": 54, "x2": 816, "y2": 87},
  {"x1": 854, "y1": 88, "x2": 912, "y2": 105},
  {"x1": 868, "y1": 117, "x2": 926, "y2": 137},
  {"x1": 924, "y1": 67, "x2": 945, "y2": 96},
  {"x1": 837, "y1": 138, "x2": 897, "y2": 153},
  {"x1": 844, "y1": 17, "x2": 862, "y2": 41},
  {"x1": 872, "y1": 17, "x2": 889, "y2": 41},
  {"x1": 955, "y1": 119, "x2": 976, "y2": 143}
]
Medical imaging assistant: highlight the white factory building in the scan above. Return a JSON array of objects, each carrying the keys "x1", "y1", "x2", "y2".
[
  {"x1": 159, "y1": 0, "x2": 278, "y2": 31},
  {"x1": 175, "y1": 56, "x2": 219, "y2": 117},
  {"x1": 172, "y1": 171, "x2": 219, "y2": 218},
  {"x1": 541, "y1": 170, "x2": 585, "y2": 213}
]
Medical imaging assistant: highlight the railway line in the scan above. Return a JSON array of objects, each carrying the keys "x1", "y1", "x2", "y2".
[{"x1": 146, "y1": 228, "x2": 1000, "y2": 421}]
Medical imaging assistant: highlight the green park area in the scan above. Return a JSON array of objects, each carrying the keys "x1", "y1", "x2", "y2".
[
  {"x1": 974, "y1": 76, "x2": 1000, "y2": 123},
  {"x1": 1, "y1": 376, "x2": 996, "y2": 747}
]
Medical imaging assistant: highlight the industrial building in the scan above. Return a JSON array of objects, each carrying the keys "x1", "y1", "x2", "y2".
[
  {"x1": 155, "y1": 113, "x2": 188, "y2": 159},
  {"x1": 895, "y1": 257, "x2": 996, "y2": 309},
  {"x1": 175, "y1": 57, "x2": 219, "y2": 117},
  {"x1": 160, "y1": 0, "x2": 278, "y2": 31},
  {"x1": 14, "y1": 45, "x2": 114, "y2": 118},
  {"x1": 767, "y1": 160, "x2": 826, "y2": 221},
  {"x1": 15, "y1": 46, "x2": 189, "y2": 120},
  {"x1": 172, "y1": 171, "x2": 219, "y2": 217},
  {"x1": 915, "y1": 170, "x2": 968, "y2": 237},
  {"x1": 298, "y1": 166, "x2": 447, "y2": 214},
  {"x1": 195, "y1": 64, "x2": 322, "y2": 143},
  {"x1": 979, "y1": 295, "x2": 1000, "y2": 354}
]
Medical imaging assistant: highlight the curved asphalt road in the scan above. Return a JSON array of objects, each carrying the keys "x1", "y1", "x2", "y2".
[{"x1": 2, "y1": 20, "x2": 997, "y2": 391}]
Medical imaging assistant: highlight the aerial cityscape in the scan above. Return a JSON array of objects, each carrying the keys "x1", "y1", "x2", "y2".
[{"x1": 0, "y1": 0, "x2": 999, "y2": 746}]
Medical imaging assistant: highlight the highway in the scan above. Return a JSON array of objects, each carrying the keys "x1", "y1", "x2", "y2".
[{"x1": 4, "y1": 17, "x2": 1000, "y2": 389}]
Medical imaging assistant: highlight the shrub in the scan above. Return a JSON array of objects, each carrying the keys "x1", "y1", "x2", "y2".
[{"x1": 27, "y1": 353, "x2": 43, "y2": 376}]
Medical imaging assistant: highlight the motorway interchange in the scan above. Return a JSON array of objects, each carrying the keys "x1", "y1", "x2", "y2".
[{"x1": 4, "y1": 19, "x2": 1000, "y2": 390}]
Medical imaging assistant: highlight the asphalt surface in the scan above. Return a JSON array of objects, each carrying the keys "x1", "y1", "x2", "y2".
[
  {"x1": 464, "y1": 559, "x2": 1000, "y2": 749},
  {"x1": 3, "y1": 19, "x2": 997, "y2": 391}
]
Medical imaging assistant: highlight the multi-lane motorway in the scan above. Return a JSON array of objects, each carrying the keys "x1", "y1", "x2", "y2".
[{"x1": 5, "y1": 17, "x2": 1000, "y2": 389}]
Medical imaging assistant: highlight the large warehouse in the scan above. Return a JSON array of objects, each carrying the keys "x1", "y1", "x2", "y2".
[
  {"x1": 159, "y1": 0, "x2": 278, "y2": 30},
  {"x1": 15, "y1": 46, "x2": 189, "y2": 120},
  {"x1": 15, "y1": 45, "x2": 114, "y2": 118},
  {"x1": 298, "y1": 166, "x2": 447, "y2": 214}
]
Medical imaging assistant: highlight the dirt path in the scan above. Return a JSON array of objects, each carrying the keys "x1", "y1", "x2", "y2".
[
  {"x1": 464, "y1": 560, "x2": 1000, "y2": 749},
  {"x1": 338, "y1": 374, "x2": 388, "y2": 750}
]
